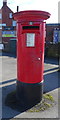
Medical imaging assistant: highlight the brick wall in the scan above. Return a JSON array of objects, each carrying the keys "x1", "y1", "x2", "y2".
[{"x1": 46, "y1": 24, "x2": 60, "y2": 43}]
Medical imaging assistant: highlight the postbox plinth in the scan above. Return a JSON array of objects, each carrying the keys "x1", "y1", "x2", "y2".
[
  {"x1": 13, "y1": 10, "x2": 50, "y2": 106},
  {"x1": 16, "y1": 81, "x2": 43, "y2": 106}
]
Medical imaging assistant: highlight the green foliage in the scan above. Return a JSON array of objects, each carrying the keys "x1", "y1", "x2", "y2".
[
  {"x1": 27, "y1": 93, "x2": 55, "y2": 112},
  {"x1": 43, "y1": 94, "x2": 54, "y2": 102}
]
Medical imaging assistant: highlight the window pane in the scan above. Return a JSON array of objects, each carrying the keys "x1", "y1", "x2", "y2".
[
  {"x1": 12, "y1": 21, "x2": 16, "y2": 26},
  {"x1": 0, "y1": 13, "x2": 2, "y2": 19},
  {"x1": 9, "y1": 13, "x2": 12, "y2": 18}
]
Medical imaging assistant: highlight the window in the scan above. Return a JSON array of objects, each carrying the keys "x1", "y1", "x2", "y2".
[
  {"x1": 0, "y1": 23, "x2": 6, "y2": 29},
  {"x1": 12, "y1": 21, "x2": 16, "y2": 26},
  {"x1": 9, "y1": 13, "x2": 12, "y2": 18},
  {"x1": 2, "y1": 23, "x2": 6, "y2": 26},
  {"x1": 0, "y1": 26, "x2": 2, "y2": 29},
  {"x1": 0, "y1": 24, "x2": 2, "y2": 29},
  {"x1": 0, "y1": 13, "x2": 2, "y2": 19}
]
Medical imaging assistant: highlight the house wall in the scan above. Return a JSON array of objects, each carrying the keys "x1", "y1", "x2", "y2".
[
  {"x1": 0, "y1": 1, "x2": 16, "y2": 52},
  {"x1": 46, "y1": 24, "x2": 60, "y2": 43},
  {"x1": 0, "y1": 1, "x2": 60, "y2": 55}
]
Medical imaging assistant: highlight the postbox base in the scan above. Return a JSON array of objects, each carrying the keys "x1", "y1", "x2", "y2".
[{"x1": 16, "y1": 80, "x2": 43, "y2": 107}]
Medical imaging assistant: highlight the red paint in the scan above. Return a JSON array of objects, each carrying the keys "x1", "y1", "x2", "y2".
[{"x1": 13, "y1": 10, "x2": 50, "y2": 83}]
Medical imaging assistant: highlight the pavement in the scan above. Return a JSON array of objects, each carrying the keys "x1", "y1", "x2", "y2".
[{"x1": 0, "y1": 52, "x2": 60, "y2": 119}]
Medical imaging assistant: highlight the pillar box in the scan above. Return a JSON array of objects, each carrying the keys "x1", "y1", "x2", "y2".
[{"x1": 13, "y1": 10, "x2": 50, "y2": 106}]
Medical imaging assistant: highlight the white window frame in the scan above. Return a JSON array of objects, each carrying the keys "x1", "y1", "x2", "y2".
[
  {"x1": 0, "y1": 26, "x2": 2, "y2": 29},
  {"x1": 0, "y1": 24, "x2": 2, "y2": 29},
  {"x1": 2, "y1": 23, "x2": 6, "y2": 26},
  {"x1": 0, "y1": 13, "x2": 2, "y2": 19},
  {"x1": 9, "y1": 13, "x2": 12, "y2": 18},
  {"x1": 12, "y1": 20, "x2": 16, "y2": 26}
]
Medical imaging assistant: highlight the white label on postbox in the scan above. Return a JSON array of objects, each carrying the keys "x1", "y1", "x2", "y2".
[{"x1": 26, "y1": 33, "x2": 35, "y2": 47}]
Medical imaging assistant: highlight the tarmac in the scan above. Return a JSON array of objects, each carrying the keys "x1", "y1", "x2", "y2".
[{"x1": 0, "y1": 52, "x2": 60, "y2": 119}]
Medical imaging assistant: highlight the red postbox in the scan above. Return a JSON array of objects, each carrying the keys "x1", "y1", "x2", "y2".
[{"x1": 13, "y1": 10, "x2": 50, "y2": 106}]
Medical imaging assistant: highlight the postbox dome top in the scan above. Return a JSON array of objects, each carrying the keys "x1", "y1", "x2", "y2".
[{"x1": 13, "y1": 10, "x2": 51, "y2": 22}]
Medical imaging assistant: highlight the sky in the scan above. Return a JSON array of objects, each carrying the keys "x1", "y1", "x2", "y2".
[{"x1": 0, "y1": 0, "x2": 59, "y2": 23}]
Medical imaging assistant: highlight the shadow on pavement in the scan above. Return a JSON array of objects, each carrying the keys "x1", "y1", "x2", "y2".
[
  {"x1": 2, "y1": 52, "x2": 16, "y2": 58},
  {"x1": 44, "y1": 70, "x2": 59, "y2": 93},
  {"x1": 44, "y1": 67, "x2": 58, "y2": 73},
  {"x1": 2, "y1": 69, "x2": 60, "y2": 119},
  {"x1": 2, "y1": 56, "x2": 59, "y2": 119},
  {"x1": 2, "y1": 80, "x2": 39, "y2": 119},
  {"x1": 0, "y1": 79, "x2": 16, "y2": 85},
  {"x1": 2, "y1": 83, "x2": 17, "y2": 119},
  {"x1": 44, "y1": 57, "x2": 58, "y2": 65}
]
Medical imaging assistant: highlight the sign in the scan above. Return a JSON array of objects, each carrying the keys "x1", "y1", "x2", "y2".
[
  {"x1": 26, "y1": 33, "x2": 35, "y2": 47},
  {"x1": 4, "y1": 26, "x2": 14, "y2": 30},
  {"x1": 59, "y1": 31, "x2": 60, "y2": 43},
  {"x1": 2, "y1": 31, "x2": 16, "y2": 37},
  {"x1": 53, "y1": 30, "x2": 60, "y2": 43}
]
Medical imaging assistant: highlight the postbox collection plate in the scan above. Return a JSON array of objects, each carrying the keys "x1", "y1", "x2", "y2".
[{"x1": 26, "y1": 33, "x2": 35, "y2": 47}]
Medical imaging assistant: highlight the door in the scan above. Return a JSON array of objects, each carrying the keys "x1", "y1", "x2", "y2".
[{"x1": 17, "y1": 31, "x2": 44, "y2": 83}]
